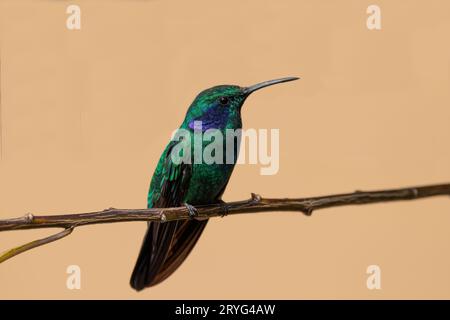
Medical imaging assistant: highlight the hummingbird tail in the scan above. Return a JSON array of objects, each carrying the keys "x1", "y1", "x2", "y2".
[{"x1": 130, "y1": 219, "x2": 208, "y2": 291}]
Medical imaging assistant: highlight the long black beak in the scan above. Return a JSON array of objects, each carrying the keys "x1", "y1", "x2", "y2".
[{"x1": 243, "y1": 77, "x2": 299, "y2": 95}]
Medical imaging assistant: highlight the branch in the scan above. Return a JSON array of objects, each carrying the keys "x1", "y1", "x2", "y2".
[
  {"x1": 0, "y1": 227, "x2": 73, "y2": 264},
  {"x1": 1, "y1": 183, "x2": 449, "y2": 263}
]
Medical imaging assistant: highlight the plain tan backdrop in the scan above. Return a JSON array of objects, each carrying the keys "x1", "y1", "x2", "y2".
[{"x1": 0, "y1": 0, "x2": 449, "y2": 299}]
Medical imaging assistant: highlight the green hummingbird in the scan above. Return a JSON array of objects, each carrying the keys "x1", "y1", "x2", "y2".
[{"x1": 130, "y1": 77, "x2": 299, "y2": 291}]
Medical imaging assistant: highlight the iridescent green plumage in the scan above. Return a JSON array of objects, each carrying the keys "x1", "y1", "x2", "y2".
[{"x1": 130, "y1": 77, "x2": 298, "y2": 291}]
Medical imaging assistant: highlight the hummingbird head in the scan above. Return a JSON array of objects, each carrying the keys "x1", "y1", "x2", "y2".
[{"x1": 183, "y1": 77, "x2": 299, "y2": 131}]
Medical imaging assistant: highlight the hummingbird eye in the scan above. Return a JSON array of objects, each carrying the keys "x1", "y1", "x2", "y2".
[{"x1": 218, "y1": 96, "x2": 229, "y2": 105}]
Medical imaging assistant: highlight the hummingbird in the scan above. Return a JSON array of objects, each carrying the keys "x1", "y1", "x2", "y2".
[{"x1": 130, "y1": 77, "x2": 299, "y2": 291}]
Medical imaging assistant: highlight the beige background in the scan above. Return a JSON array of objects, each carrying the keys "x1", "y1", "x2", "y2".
[{"x1": 0, "y1": 0, "x2": 449, "y2": 299}]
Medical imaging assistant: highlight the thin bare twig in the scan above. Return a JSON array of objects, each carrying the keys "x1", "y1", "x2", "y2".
[
  {"x1": 0, "y1": 183, "x2": 449, "y2": 263},
  {"x1": 0, "y1": 227, "x2": 73, "y2": 263}
]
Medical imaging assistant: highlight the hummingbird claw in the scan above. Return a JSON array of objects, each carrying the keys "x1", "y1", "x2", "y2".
[
  {"x1": 217, "y1": 200, "x2": 230, "y2": 217},
  {"x1": 184, "y1": 203, "x2": 198, "y2": 220}
]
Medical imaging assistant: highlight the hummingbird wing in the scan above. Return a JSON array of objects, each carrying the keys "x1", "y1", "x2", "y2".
[{"x1": 130, "y1": 141, "x2": 208, "y2": 291}]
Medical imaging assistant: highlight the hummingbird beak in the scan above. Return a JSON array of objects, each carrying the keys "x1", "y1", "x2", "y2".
[{"x1": 242, "y1": 77, "x2": 299, "y2": 96}]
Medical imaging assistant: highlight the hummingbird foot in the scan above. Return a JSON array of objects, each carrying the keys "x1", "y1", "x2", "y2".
[
  {"x1": 217, "y1": 200, "x2": 230, "y2": 217},
  {"x1": 184, "y1": 203, "x2": 198, "y2": 220}
]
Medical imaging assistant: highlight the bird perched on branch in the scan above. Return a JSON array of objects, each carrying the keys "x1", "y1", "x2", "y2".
[{"x1": 130, "y1": 77, "x2": 299, "y2": 291}]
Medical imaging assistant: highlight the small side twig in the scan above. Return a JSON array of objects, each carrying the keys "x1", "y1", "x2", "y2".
[{"x1": 0, "y1": 227, "x2": 74, "y2": 263}]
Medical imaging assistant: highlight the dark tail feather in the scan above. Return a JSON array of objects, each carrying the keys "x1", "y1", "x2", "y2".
[{"x1": 130, "y1": 219, "x2": 208, "y2": 291}]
